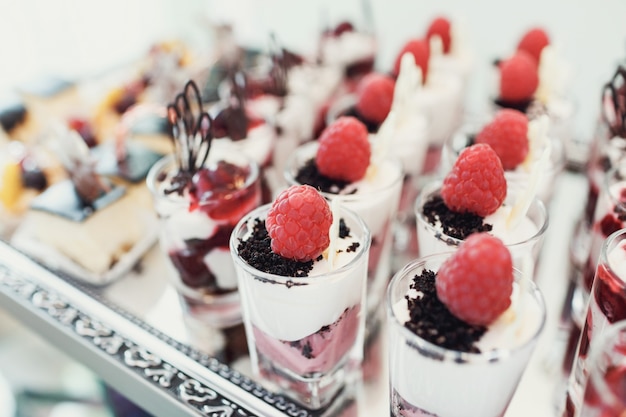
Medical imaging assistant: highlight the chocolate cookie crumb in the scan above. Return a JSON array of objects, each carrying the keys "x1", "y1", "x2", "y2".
[
  {"x1": 295, "y1": 159, "x2": 352, "y2": 194},
  {"x1": 405, "y1": 270, "x2": 486, "y2": 353},
  {"x1": 422, "y1": 194, "x2": 492, "y2": 240}
]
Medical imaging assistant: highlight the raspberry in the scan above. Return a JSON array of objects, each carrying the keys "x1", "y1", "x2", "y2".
[
  {"x1": 441, "y1": 143, "x2": 506, "y2": 217},
  {"x1": 266, "y1": 185, "x2": 332, "y2": 261},
  {"x1": 393, "y1": 38, "x2": 429, "y2": 82},
  {"x1": 333, "y1": 21, "x2": 354, "y2": 37},
  {"x1": 426, "y1": 17, "x2": 452, "y2": 54},
  {"x1": 475, "y1": 109, "x2": 529, "y2": 170},
  {"x1": 355, "y1": 73, "x2": 396, "y2": 125},
  {"x1": 316, "y1": 116, "x2": 371, "y2": 182},
  {"x1": 499, "y1": 51, "x2": 539, "y2": 102},
  {"x1": 517, "y1": 28, "x2": 550, "y2": 64},
  {"x1": 436, "y1": 233, "x2": 513, "y2": 326}
]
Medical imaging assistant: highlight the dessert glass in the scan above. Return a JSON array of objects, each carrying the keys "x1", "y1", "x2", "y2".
[
  {"x1": 414, "y1": 180, "x2": 549, "y2": 276},
  {"x1": 441, "y1": 119, "x2": 566, "y2": 204},
  {"x1": 577, "y1": 320, "x2": 626, "y2": 417},
  {"x1": 387, "y1": 254, "x2": 546, "y2": 417},
  {"x1": 563, "y1": 228, "x2": 626, "y2": 416},
  {"x1": 230, "y1": 204, "x2": 371, "y2": 409},
  {"x1": 147, "y1": 151, "x2": 261, "y2": 328},
  {"x1": 284, "y1": 140, "x2": 403, "y2": 319}
]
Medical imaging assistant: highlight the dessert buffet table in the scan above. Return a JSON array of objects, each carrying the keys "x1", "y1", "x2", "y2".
[{"x1": 0, "y1": 164, "x2": 588, "y2": 417}]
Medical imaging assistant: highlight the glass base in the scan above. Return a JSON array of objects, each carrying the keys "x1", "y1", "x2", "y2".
[
  {"x1": 256, "y1": 352, "x2": 352, "y2": 410},
  {"x1": 391, "y1": 389, "x2": 438, "y2": 417},
  {"x1": 178, "y1": 291, "x2": 242, "y2": 329}
]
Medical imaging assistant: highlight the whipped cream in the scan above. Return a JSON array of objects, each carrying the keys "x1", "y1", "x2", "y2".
[
  {"x1": 416, "y1": 71, "x2": 464, "y2": 146},
  {"x1": 429, "y1": 20, "x2": 473, "y2": 84},
  {"x1": 233, "y1": 206, "x2": 369, "y2": 341},
  {"x1": 212, "y1": 123, "x2": 276, "y2": 168},
  {"x1": 390, "y1": 274, "x2": 544, "y2": 417}
]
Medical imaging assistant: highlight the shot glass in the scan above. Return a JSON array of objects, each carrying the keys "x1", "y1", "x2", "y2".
[
  {"x1": 441, "y1": 119, "x2": 566, "y2": 204},
  {"x1": 387, "y1": 254, "x2": 546, "y2": 417},
  {"x1": 147, "y1": 151, "x2": 261, "y2": 328},
  {"x1": 284, "y1": 140, "x2": 403, "y2": 319},
  {"x1": 230, "y1": 204, "x2": 371, "y2": 409},
  {"x1": 414, "y1": 180, "x2": 549, "y2": 275},
  {"x1": 564, "y1": 228, "x2": 626, "y2": 416},
  {"x1": 578, "y1": 320, "x2": 626, "y2": 417}
]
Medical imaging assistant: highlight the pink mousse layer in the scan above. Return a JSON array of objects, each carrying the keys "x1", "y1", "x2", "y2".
[{"x1": 252, "y1": 305, "x2": 360, "y2": 375}]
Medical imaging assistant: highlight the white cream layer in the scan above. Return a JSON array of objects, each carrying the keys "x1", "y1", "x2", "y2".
[
  {"x1": 390, "y1": 279, "x2": 543, "y2": 416},
  {"x1": 320, "y1": 31, "x2": 376, "y2": 68},
  {"x1": 237, "y1": 220, "x2": 367, "y2": 341}
]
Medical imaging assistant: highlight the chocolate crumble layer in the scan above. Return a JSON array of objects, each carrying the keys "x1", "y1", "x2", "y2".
[
  {"x1": 237, "y1": 218, "x2": 357, "y2": 278},
  {"x1": 340, "y1": 106, "x2": 380, "y2": 133},
  {"x1": 422, "y1": 194, "x2": 492, "y2": 240},
  {"x1": 405, "y1": 270, "x2": 486, "y2": 353},
  {"x1": 294, "y1": 158, "x2": 352, "y2": 194}
]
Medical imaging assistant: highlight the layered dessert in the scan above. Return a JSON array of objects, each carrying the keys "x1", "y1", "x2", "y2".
[
  {"x1": 442, "y1": 109, "x2": 565, "y2": 202},
  {"x1": 10, "y1": 126, "x2": 157, "y2": 285},
  {"x1": 492, "y1": 28, "x2": 575, "y2": 146},
  {"x1": 416, "y1": 143, "x2": 547, "y2": 273},
  {"x1": 230, "y1": 184, "x2": 371, "y2": 409},
  {"x1": 565, "y1": 229, "x2": 626, "y2": 415},
  {"x1": 284, "y1": 116, "x2": 403, "y2": 318},
  {"x1": 578, "y1": 322, "x2": 626, "y2": 417},
  {"x1": 387, "y1": 233, "x2": 545, "y2": 417},
  {"x1": 424, "y1": 16, "x2": 473, "y2": 87},
  {"x1": 391, "y1": 37, "x2": 464, "y2": 173},
  {"x1": 148, "y1": 80, "x2": 261, "y2": 327},
  {"x1": 318, "y1": 20, "x2": 377, "y2": 81}
]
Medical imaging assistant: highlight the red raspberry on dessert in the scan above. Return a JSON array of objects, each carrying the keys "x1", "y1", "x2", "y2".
[
  {"x1": 517, "y1": 28, "x2": 550, "y2": 64},
  {"x1": 475, "y1": 109, "x2": 529, "y2": 170},
  {"x1": 316, "y1": 116, "x2": 371, "y2": 182},
  {"x1": 436, "y1": 233, "x2": 514, "y2": 326},
  {"x1": 355, "y1": 73, "x2": 396, "y2": 125},
  {"x1": 393, "y1": 38, "x2": 430, "y2": 82},
  {"x1": 499, "y1": 51, "x2": 539, "y2": 103},
  {"x1": 266, "y1": 185, "x2": 333, "y2": 261},
  {"x1": 426, "y1": 16, "x2": 452, "y2": 54},
  {"x1": 441, "y1": 143, "x2": 507, "y2": 217}
]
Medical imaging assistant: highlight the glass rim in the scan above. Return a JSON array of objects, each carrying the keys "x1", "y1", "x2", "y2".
[
  {"x1": 414, "y1": 180, "x2": 550, "y2": 249},
  {"x1": 229, "y1": 203, "x2": 372, "y2": 284},
  {"x1": 386, "y1": 253, "x2": 547, "y2": 363},
  {"x1": 283, "y1": 140, "x2": 404, "y2": 199},
  {"x1": 585, "y1": 319, "x2": 626, "y2": 410},
  {"x1": 146, "y1": 153, "x2": 260, "y2": 204},
  {"x1": 598, "y1": 228, "x2": 626, "y2": 290}
]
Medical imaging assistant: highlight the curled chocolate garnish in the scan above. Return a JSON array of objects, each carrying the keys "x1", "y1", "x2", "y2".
[
  {"x1": 213, "y1": 71, "x2": 249, "y2": 141},
  {"x1": 166, "y1": 80, "x2": 213, "y2": 194},
  {"x1": 602, "y1": 65, "x2": 626, "y2": 138}
]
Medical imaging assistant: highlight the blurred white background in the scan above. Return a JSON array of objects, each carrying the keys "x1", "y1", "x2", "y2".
[{"x1": 1, "y1": 0, "x2": 625, "y2": 141}]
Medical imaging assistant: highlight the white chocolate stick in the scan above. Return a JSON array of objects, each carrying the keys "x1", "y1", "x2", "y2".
[
  {"x1": 506, "y1": 115, "x2": 551, "y2": 230},
  {"x1": 370, "y1": 110, "x2": 396, "y2": 170},
  {"x1": 327, "y1": 196, "x2": 342, "y2": 269},
  {"x1": 391, "y1": 52, "x2": 423, "y2": 119}
]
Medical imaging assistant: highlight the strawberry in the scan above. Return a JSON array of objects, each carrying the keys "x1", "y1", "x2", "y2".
[
  {"x1": 393, "y1": 38, "x2": 430, "y2": 82},
  {"x1": 499, "y1": 51, "x2": 539, "y2": 103},
  {"x1": 266, "y1": 185, "x2": 332, "y2": 261},
  {"x1": 475, "y1": 109, "x2": 529, "y2": 170},
  {"x1": 355, "y1": 73, "x2": 396, "y2": 125},
  {"x1": 316, "y1": 116, "x2": 371, "y2": 182},
  {"x1": 517, "y1": 28, "x2": 550, "y2": 64},
  {"x1": 426, "y1": 17, "x2": 452, "y2": 54},
  {"x1": 436, "y1": 233, "x2": 514, "y2": 325},
  {"x1": 441, "y1": 143, "x2": 507, "y2": 217}
]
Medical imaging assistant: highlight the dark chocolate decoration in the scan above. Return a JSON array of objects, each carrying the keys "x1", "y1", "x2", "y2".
[
  {"x1": 165, "y1": 80, "x2": 214, "y2": 195},
  {"x1": 30, "y1": 179, "x2": 125, "y2": 222},
  {"x1": 0, "y1": 93, "x2": 27, "y2": 132},
  {"x1": 603, "y1": 65, "x2": 626, "y2": 138},
  {"x1": 237, "y1": 218, "x2": 356, "y2": 279},
  {"x1": 93, "y1": 141, "x2": 164, "y2": 183},
  {"x1": 212, "y1": 72, "x2": 249, "y2": 141},
  {"x1": 404, "y1": 269, "x2": 486, "y2": 353},
  {"x1": 294, "y1": 158, "x2": 352, "y2": 194},
  {"x1": 17, "y1": 76, "x2": 73, "y2": 97},
  {"x1": 422, "y1": 194, "x2": 492, "y2": 240}
]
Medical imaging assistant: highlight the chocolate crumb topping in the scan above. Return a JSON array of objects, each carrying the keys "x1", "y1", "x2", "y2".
[
  {"x1": 237, "y1": 218, "x2": 355, "y2": 278},
  {"x1": 295, "y1": 158, "x2": 352, "y2": 194},
  {"x1": 340, "y1": 106, "x2": 381, "y2": 133},
  {"x1": 405, "y1": 270, "x2": 486, "y2": 353},
  {"x1": 422, "y1": 194, "x2": 492, "y2": 240}
]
